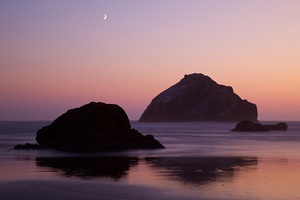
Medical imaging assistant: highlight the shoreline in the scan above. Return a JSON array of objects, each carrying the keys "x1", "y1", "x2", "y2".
[
  {"x1": 0, "y1": 179, "x2": 216, "y2": 200},
  {"x1": 1, "y1": 155, "x2": 300, "y2": 200}
]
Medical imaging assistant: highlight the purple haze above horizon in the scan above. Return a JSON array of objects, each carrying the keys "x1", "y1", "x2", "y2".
[{"x1": 1, "y1": 0, "x2": 300, "y2": 121}]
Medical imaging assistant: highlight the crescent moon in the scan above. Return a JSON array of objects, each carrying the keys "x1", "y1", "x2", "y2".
[{"x1": 103, "y1": 14, "x2": 107, "y2": 20}]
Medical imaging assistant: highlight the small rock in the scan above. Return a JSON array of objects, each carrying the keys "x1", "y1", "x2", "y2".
[
  {"x1": 14, "y1": 143, "x2": 40, "y2": 150},
  {"x1": 232, "y1": 121, "x2": 288, "y2": 132},
  {"x1": 232, "y1": 120, "x2": 269, "y2": 132},
  {"x1": 264, "y1": 122, "x2": 288, "y2": 131}
]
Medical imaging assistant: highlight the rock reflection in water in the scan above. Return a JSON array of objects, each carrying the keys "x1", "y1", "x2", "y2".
[
  {"x1": 36, "y1": 156, "x2": 257, "y2": 185},
  {"x1": 36, "y1": 157, "x2": 139, "y2": 180},
  {"x1": 145, "y1": 157, "x2": 258, "y2": 185}
]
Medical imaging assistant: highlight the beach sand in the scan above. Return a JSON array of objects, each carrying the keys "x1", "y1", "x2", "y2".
[
  {"x1": 0, "y1": 178, "x2": 255, "y2": 200},
  {"x1": 1, "y1": 155, "x2": 300, "y2": 200}
]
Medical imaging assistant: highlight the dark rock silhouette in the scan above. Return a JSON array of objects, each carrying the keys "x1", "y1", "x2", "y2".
[
  {"x1": 139, "y1": 73, "x2": 258, "y2": 122},
  {"x1": 232, "y1": 121, "x2": 288, "y2": 132},
  {"x1": 232, "y1": 120, "x2": 269, "y2": 132},
  {"x1": 36, "y1": 102, "x2": 164, "y2": 151},
  {"x1": 15, "y1": 102, "x2": 164, "y2": 151},
  {"x1": 14, "y1": 143, "x2": 41, "y2": 150},
  {"x1": 264, "y1": 122, "x2": 288, "y2": 131}
]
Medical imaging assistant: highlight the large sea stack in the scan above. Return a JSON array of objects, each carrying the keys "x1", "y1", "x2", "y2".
[
  {"x1": 139, "y1": 73, "x2": 258, "y2": 122},
  {"x1": 34, "y1": 102, "x2": 164, "y2": 151}
]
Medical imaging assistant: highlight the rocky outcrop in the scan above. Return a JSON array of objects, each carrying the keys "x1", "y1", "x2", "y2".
[
  {"x1": 139, "y1": 73, "x2": 258, "y2": 122},
  {"x1": 264, "y1": 123, "x2": 288, "y2": 131},
  {"x1": 231, "y1": 120, "x2": 269, "y2": 132},
  {"x1": 232, "y1": 121, "x2": 288, "y2": 132},
  {"x1": 14, "y1": 143, "x2": 41, "y2": 150},
  {"x1": 15, "y1": 102, "x2": 164, "y2": 151}
]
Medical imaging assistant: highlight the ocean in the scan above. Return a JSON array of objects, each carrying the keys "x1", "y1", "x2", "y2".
[{"x1": 0, "y1": 121, "x2": 300, "y2": 200}]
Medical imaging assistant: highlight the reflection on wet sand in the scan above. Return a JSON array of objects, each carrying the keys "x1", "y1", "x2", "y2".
[
  {"x1": 145, "y1": 157, "x2": 257, "y2": 185},
  {"x1": 36, "y1": 156, "x2": 257, "y2": 185},
  {"x1": 36, "y1": 157, "x2": 139, "y2": 180}
]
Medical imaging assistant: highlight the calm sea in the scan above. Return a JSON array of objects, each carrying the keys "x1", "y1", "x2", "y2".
[{"x1": 0, "y1": 121, "x2": 300, "y2": 200}]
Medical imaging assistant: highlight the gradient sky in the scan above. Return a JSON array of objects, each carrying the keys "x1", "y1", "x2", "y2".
[{"x1": 1, "y1": 0, "x2": 300, "y2": 121}]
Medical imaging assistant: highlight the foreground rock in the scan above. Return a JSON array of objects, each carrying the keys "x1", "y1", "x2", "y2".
[
  {"x1": 15, "y1": 102, "x2": 164, "y2": 151},
  {"x1": 139, "y1": 73, "x2": 258, "y2": 122},
  {"x1": 232, "y1": 120, "x2": 288, "y2": 132}
]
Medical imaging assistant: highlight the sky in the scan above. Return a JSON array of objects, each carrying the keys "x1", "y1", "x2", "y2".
[{"x1": 0, "y1": 0, "x2": 300, "y2": 121}]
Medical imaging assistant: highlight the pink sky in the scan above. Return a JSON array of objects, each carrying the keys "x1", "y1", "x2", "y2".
[{"x1": 0, "y1": 0, "x2": 300, "y2": 121}]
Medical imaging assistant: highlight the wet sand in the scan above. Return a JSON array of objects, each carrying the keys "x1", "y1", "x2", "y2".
[
  {"x1": 0, "y1": 179, "x2": 203, "y2": 200},
  {"x1": 1, "y1": 155, "x2": 300, "y2": 200}
]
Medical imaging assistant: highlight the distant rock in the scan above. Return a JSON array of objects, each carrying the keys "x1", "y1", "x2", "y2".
[
  {"x1": 232, "y1": 121, "x2": 288, "y2": 132},
  {"x1": 16, "y1": 102, "x2": 164, "y2": 151},
  {"x1": 232, "y1": 120, "x2": 269, "y2": 132},
  {"x1": 14, "y1": 143, "x2": 41, "y2": 150},
  {"x1": 139, "y1": 73, "x2": 258, "y2": 122},
  {"x1": 263, "y1": 122, "x2": 288, "y2": 131}
]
